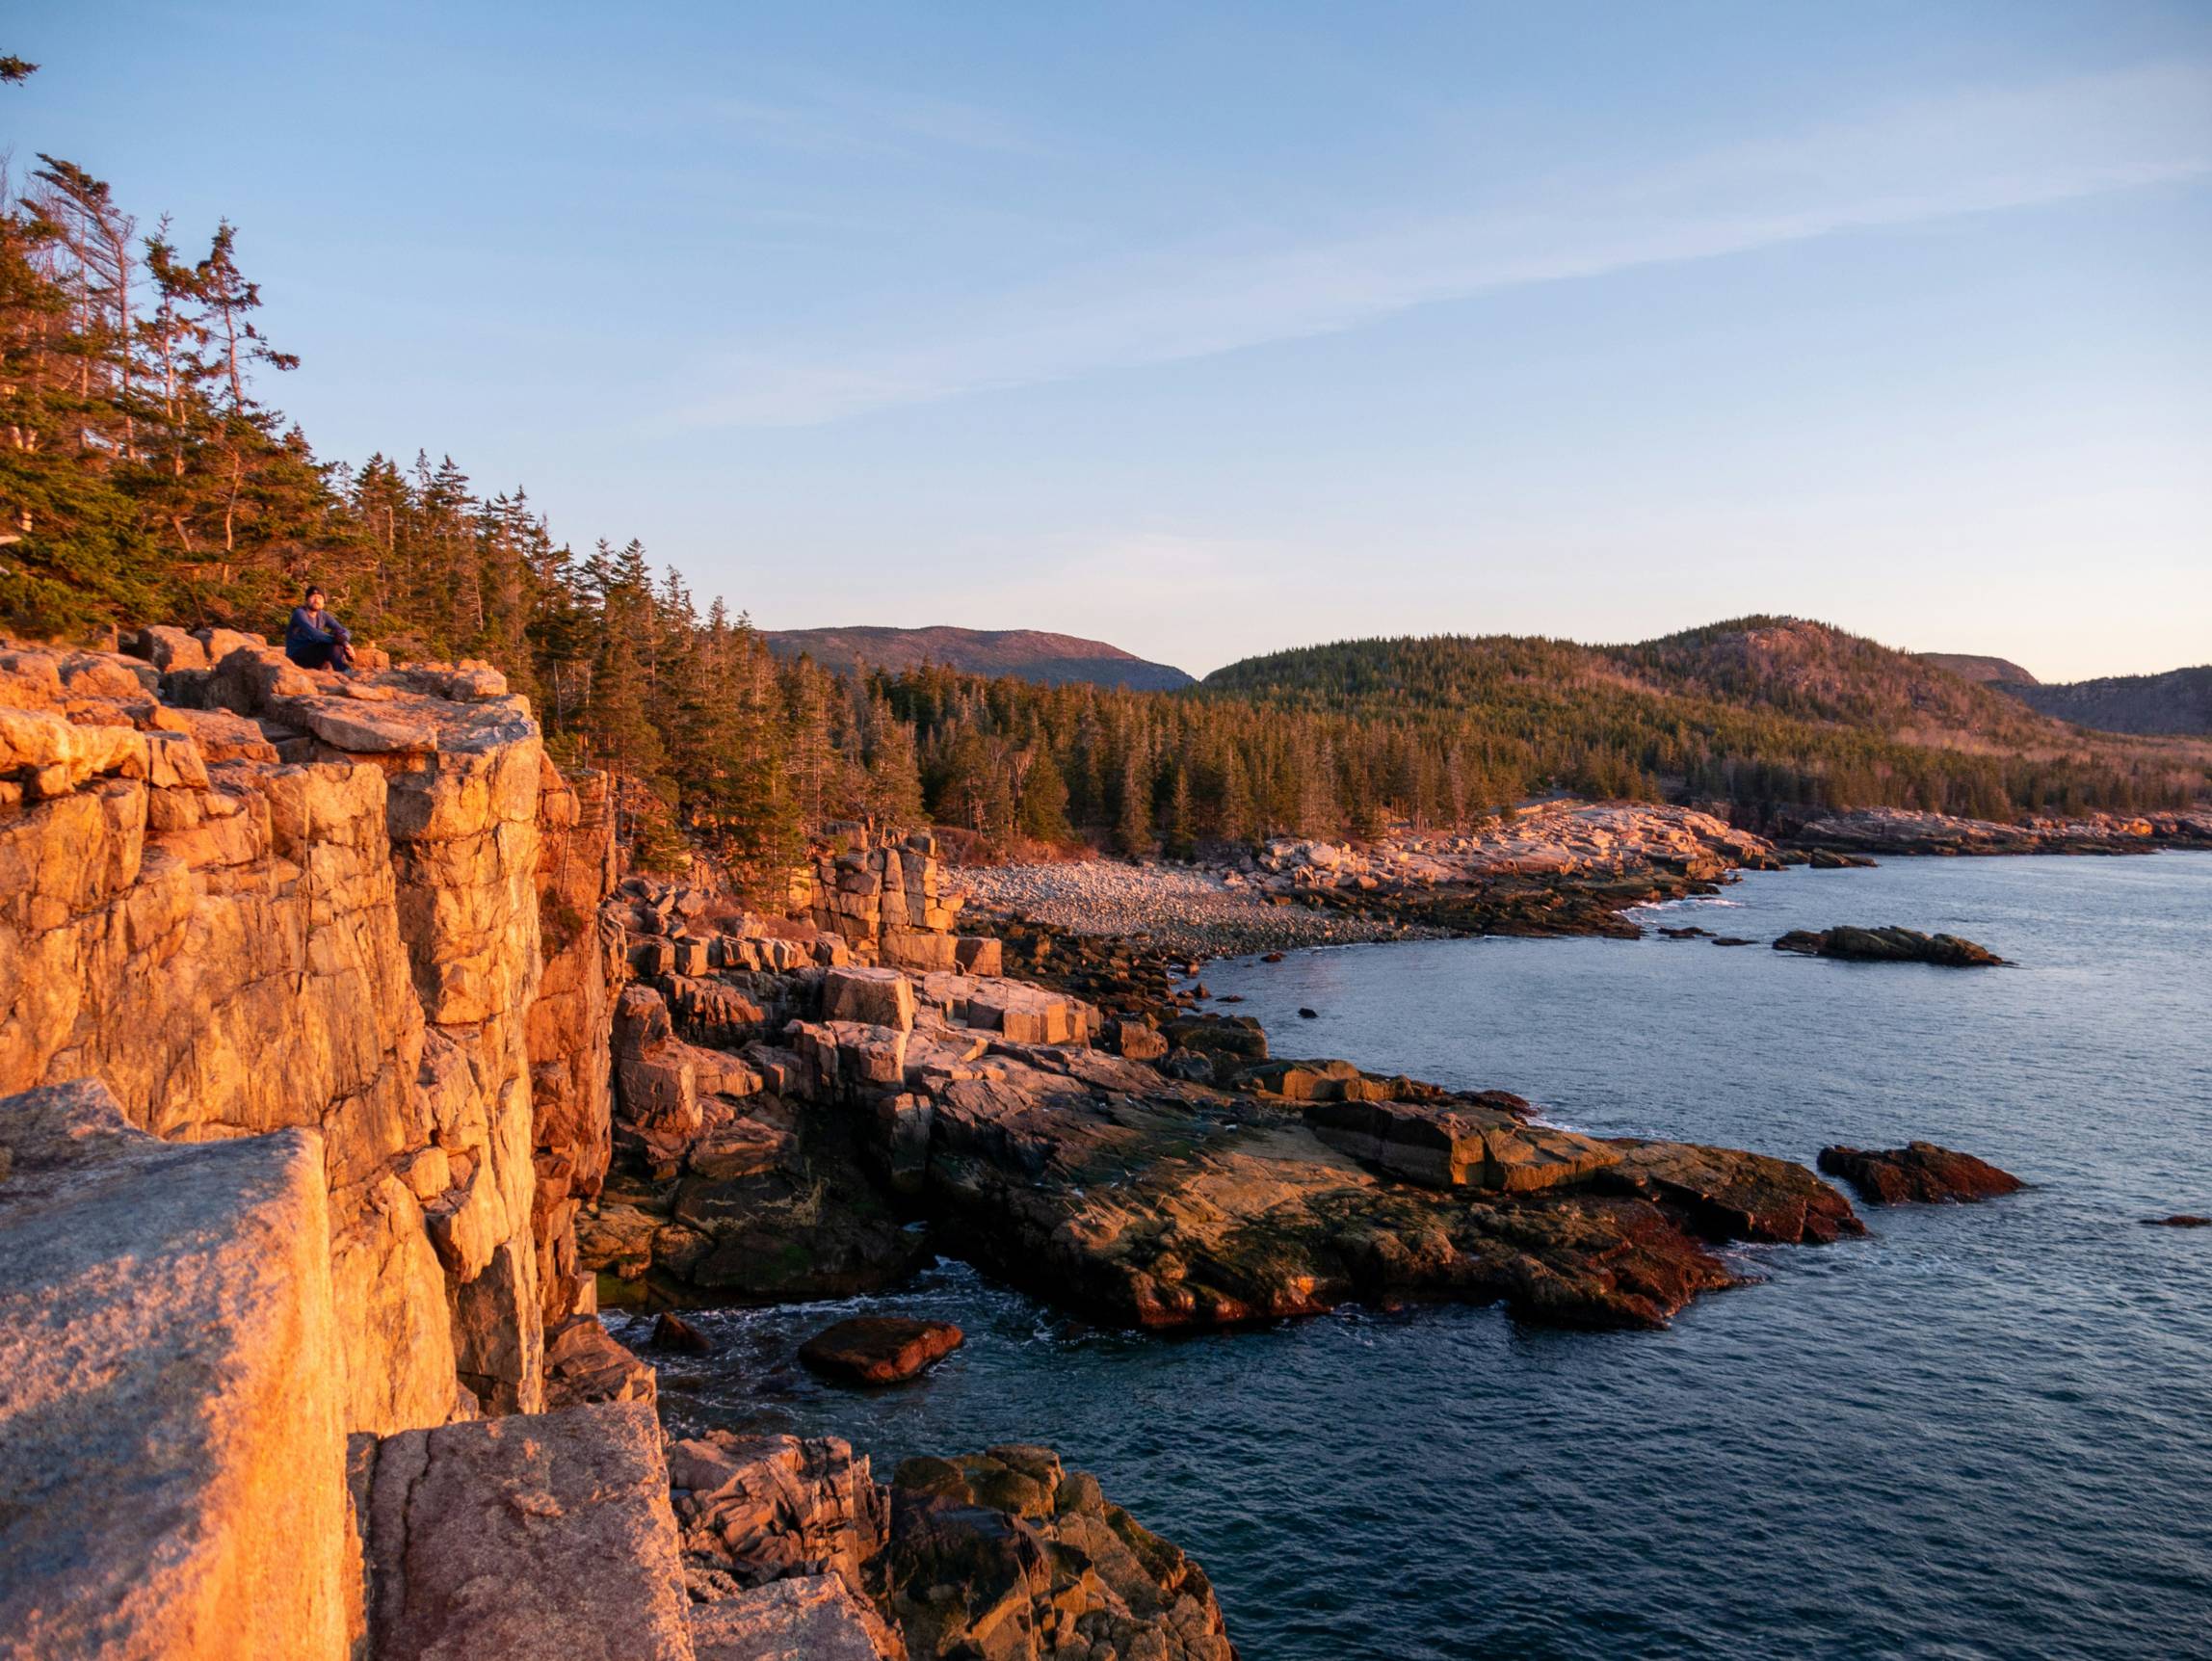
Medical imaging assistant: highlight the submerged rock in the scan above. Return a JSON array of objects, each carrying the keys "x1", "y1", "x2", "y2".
[
  {"x1": 1816, "y1": 1142, "x2": 2024, "y2": 1203},
  {"x1": 800, "y1": 1316, "x2": 964, "y2": 1385},
  {"x1": 1774, "y1": 926, "x2": 2008, "y2": 966},
  {"x1": 2142, "y1": 1214, "x2": 2211, "y2": 1228}
]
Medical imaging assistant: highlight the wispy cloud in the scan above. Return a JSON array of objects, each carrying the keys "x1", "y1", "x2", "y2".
[
  {"x1": 678, "y1": 64, "x2": 2212, "y2": 428},
  {"x1": 701, "y1": 75, "x2": 1041, "y2": 160}
]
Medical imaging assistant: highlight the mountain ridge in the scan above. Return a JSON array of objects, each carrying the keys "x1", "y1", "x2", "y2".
[{"x1": 763, "y1": 624, "x2": 1195, "y2": 691}]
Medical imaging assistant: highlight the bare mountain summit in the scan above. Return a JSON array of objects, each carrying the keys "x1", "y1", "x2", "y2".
[
  {"x1": 1918, "y1": 652, "x2": 2040, "y2": 686},
  {"x1": 763, "y1": 625, "x2": 1195, "y2": 691}
]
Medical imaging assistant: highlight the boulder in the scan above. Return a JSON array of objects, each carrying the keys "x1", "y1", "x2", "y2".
[
  {"x1": 650, "y1": 1310, "x2": 717, "y2": 1354},
  {"x1": 1816, "y1": 1142, "x2": 2024, "y2": 1203},
  {"x1": 799, "y1": 1316, "x2": 965, "y2": 1385},
  {"x1": 543, "y1": 1315, "x2": 658, "y2": 1408},
  {"x1": 358, "y1": 1401, "x2": 691, "y2": 1660}
]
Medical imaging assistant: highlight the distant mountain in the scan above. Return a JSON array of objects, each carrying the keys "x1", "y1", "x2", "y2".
[
  {"x1": 1991, "y1": 667, "x2": 2212, "y2": 737},
  {"x1": 1208, "y1": 617, "x2": 2073, "y2": 750},
  {"x1": 763, "y1": 625, "x2": 1195, "y2": 691},
  {"x1": 1917, "y1": 652, "x2": 2040, "y2": 686}
]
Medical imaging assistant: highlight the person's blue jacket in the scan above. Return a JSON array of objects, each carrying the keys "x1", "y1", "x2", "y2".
[{"x1": 284, "y1": 606, "x2": 350, "y2": 664}]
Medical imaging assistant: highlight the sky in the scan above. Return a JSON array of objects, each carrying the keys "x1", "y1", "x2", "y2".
[{"x1": 12, "y1": 2, "x2": 2210, "y2": 680}]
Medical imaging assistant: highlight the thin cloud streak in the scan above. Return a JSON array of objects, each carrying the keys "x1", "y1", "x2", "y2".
[{"x1": 678, "y1": 64, "x2": 2212, "y2": 428}]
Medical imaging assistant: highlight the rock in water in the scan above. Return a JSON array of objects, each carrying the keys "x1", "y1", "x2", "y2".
[
  {"x1": 1816, "y1": 1142, "x2": 2024, "y2": 1203},
  {"x1": 651, "y1": 1311, "x2": 717, "y2": 1355},
  {"x1": 2142, "y1": 1214, "x2": 2211, "y2": 1228},
  {"x1": 1774, "y1": 926, "x2": 2008, "y2": 965},
  {"x1": 1298, "y1": 1006, "x2": 1319, "y2": 1018},
  {"x1": 800, "y1": 1316, "x2": 964, "y2": 1384}
]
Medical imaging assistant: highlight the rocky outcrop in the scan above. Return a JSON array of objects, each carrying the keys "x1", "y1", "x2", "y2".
[
  {"x1": 668, "y1": 1430, "x2": 1226, "y2": 1660},
  {"x1": 583, "y1": 865, "x2": 1862, "y2": 1331},
  {"x1": 910, "y1": 1042, "x2": 1855, "y2": 1331},
  {"x1": 885, "y1": 1446, "x2": 1234, "y2": 1660},
  {"x1": 1815, "y1": 1142, "x2": 2024, "y2": 1204},
  {"x1": 789, "y1": 830, "x2": 1003, "y2": 973},
  {"x1": 0, "y1": 633, "x2": 598, "y2": 1430},
  {"x1": 670, "y1": 1432, "x2": 891, "y2": 1604},
  {"x1": 0, "y1": 1081, "x2": 349, "y2": 1661},
  {"x1": 800, "y1": 1317, "x2": 965, "y2": 1385},
  {"x1": 1774, "y1": 926, "x2": 2007, "y2": 966},
  {"x1": 1789, "y1": 804, "x2": 2212, "y2": 856}
]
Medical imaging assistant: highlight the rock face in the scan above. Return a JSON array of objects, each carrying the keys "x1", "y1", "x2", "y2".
[
  {"x1": 1774, "y1": 926, "x2": 2007, "y2": 966},
  {"x1": 0, "y1": 1080, "x2": 349, "y2": 1661},
  {"x1": 528, "y1": 761, "x2": 619, "y2": 1328},
  {"x1": 0, "y1": 633, "x2": 595, "y2": 1431},
  {"x1": 1816, "y1": 1142, "x2": 2024, "y2": 1204},
  {"x1": 800, "y1": 1317, "x2": 965, "y2": 1385}
]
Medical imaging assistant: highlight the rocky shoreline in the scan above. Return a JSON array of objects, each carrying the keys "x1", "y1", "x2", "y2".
[
  {"x1": 10, "y1": 627, "x2": 2194, "y2": 1659},
  {"x1": 963, "y1": 802, "x2": 1787, "y2": 958}
]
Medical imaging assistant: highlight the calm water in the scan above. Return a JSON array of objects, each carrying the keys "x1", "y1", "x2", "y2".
[{"x1": 619, "y1": 854, "x2": 2212, "y2": 1660}]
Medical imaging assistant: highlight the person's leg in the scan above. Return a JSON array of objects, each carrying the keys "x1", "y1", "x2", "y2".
[
  {"x1": 331, "y1": 640, "x2": 355, "y2": 672},
  {"x1": 288, "y1": 640, "x2": 334, "y2": 671}
]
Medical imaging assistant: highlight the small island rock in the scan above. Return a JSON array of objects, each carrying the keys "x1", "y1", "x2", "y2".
[
  {"x1": 1775, "y1": 926, "x2": 2007, "y2": 966},
  {"x1": 799, "y1": 1316, "x2": 964, "y2": 1385},
  {"x1": 1816, "y1": 1141, "x2": 2024, "y2": 1203}
]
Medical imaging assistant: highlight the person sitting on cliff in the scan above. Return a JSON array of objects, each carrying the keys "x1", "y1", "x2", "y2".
[{"x1": 284, "y1": 586, "x2": 355, "y2": 672}]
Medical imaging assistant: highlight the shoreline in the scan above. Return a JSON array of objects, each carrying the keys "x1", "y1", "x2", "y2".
[{"x1": 960, "y1": 801, "x2": 2212, "y2": 962}]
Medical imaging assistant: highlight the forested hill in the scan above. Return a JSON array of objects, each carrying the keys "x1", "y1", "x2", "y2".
[
  {"x1": 1208, "y1": 619, "x2": 2076, "y2": 743},
  {"x1": 1192, "y1": 620, "x2": 2208, "y2": 820},
  {"x1": 764, "y1": 626, "x2": 1194, "y2": 691},
  {"x1": 1992, "y1": 666, "x2": 2212, "y2": 737}
]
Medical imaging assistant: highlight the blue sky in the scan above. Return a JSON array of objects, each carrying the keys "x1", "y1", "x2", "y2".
[{"x1": 13, "y1": 2, "x2": 2210, "y2": 678}]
